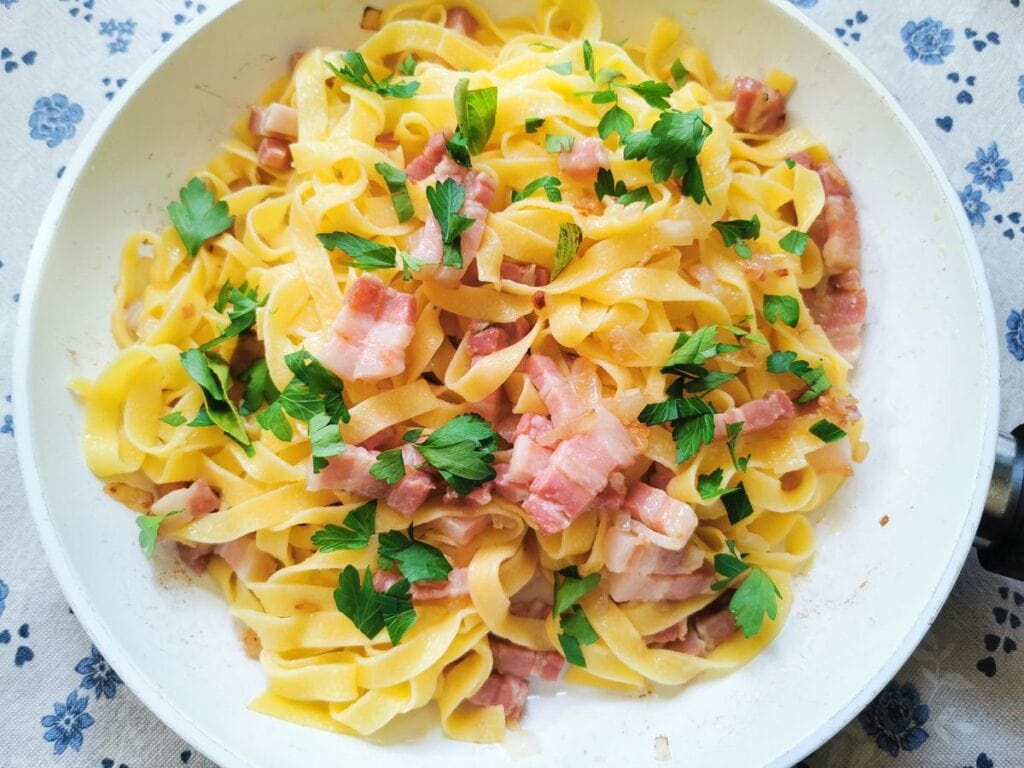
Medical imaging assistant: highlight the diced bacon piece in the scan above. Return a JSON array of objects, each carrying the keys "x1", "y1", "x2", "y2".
[
  {"x1": 507, "y1": 436, "x2": 553, "y2": 485},
  {"x1": 787, "y1": 151, "x2": 813, "y2": 168},
  {"x1": 804, "y1": 280, "x2": 868, "y2": 364},
  {"x1": 694, "y1": 605, "x2": 738, "y2": 651},
  {"x1": 815, "y1": 162, "x2": 852, "y2": 198},
  {"x1": 469, "y1": 673, "x2": 528, "y2": 720},
  {"x1": 445, "y1": 6, "x2": 479, "y2": 36},
  {"x1": 604, "y1": 514, "x2": 704, "y2": 574},
  {"x1": 509, "y1": 599, "x2": 552, "y2": 619},
  {"x1": 412, "y1": 567, "x2": 470, "y2": 601},
  {"x1": 249, "y1": 103, "x2": 298, "y2": 141},
  {"x1": 308, "y1": 445, "x2": 389, "y2": 497},
  {"x1": 713, "y1": 390, "x2": 795, "y2": 440},
  {"x1": 176, "y1": 542, "x2": 214, "y2": 573},
  {"x1": 406, "y1": 131, "x2": 450, "y2": 181},
  {"x1": 606, "y1": 565, "x2": 714, "y2": 603},
  {"x1": 433, "y1": 170, "x2": 495, "y2": 284},
  {"x1": 385, "y1": 465, "x2": 435, "y2": 518},
  {"x1": 469, "y1": 390, "x2": 503, "y2": 426},
  {"x1": 806, "y1": 392, "x2": 862, "y2": 425},
  {"x1": 372, "y1": 569, "x2": 401, "y2": 593},
  {"x1": 257, "y1": 138, "x2": 292, "y2": 171},
  {"x1": 360, "y1": 426, "x2": 399, "y2": 451},
  {"x1": 493, "y1": 463, "x2": 530, "y2": 504},
  {"x1": 731, "y1": 76, "x2": 786, "y2": 134},
  {"x1": 557, "y1": 137, "x2": 611, "y2": 181},
  {"x1": 469, "y1": 325, "x2": 511, "y2": 358},
  {"x1": 623, "y1": 483, "x2": 698, "y2": 542},
  {"x1": 514, "y1": 413, "x2": 553, "y2": 442},
  {"x1": 491, "y1": 638, "x2": 564, "y2": 681},
  {"x1": 375, "y1": 131, "x2": 400, "y2": 149},
  {"x1": 151, "y1": 479, "x2": 221, "y2": 521},
  {"x1": 808, "y1": 214, "x2": 830, "y2": 251},
  {"x1": 410, "y1": 209, "x2": 444, "y2": 265},
  {"x1": 645, "y1": 621, "x2": 686, "y2": 645},
  {"x1": 319, "y1": 276, "x2": 417, "y2": 382},
  {"x1": 214, "y1": 535, "x2": 277, "y2": 582},
  {"x1": 820, "y1": 195, "x2": 861, "y2": 277},
  {"x1": 466, "y1": 482, "x2": 493, "y2": 506},
  {"x1": 648, "y1": 463, "x2": 675, "y2": 491},
  {"x1": 429, "y1": 515, "x2": 491, "y2": 546},
  {"x1": 590, "y1": 471, "x2": 627, "y2": 511},
  {"x1": 668, "y1": 628, "x2": 707, "y2": 656},
  {"x1": 525, "y1": 355, "x2": 586, "y2": 428},
  {"x1": 501, "y1": 262, "x2": 551, "y2": 286},
  {"x1": 524, "y1": 409, "x2": 640, "y2": 535}
]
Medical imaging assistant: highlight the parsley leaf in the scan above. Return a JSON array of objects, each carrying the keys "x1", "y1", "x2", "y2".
[
  {"x1": 199, "y1": 281, "x2": 267, "y2": 351},
  {"x1": 663, "y1": 326, "x2": 741, "y2": 372},
  {"x1": 256, "y1": 349, "x2": 350, "y2": 444},
  {"x1": 413, "y1": 413, "x2": 499, "y2": 494},
  {"x1": 511, "y1": 176, "x2": 562, "y2": 203},
  {"x1": 334, "y1": 565, "x2": 386, "y2": 640},
  {"x1": 779, "y1": 230, "x2": 809, "y2": 256},
  {"x1": 325, "y1": 51, "x2": 420, "y2": 99},
  {"x1": 525, "y1": 117, "x2": 545, "y2": 133},
  {"x1": 546, "y1": 61, "x2": 572, "y2": 75},
  {"x1": 425, "y1": 178, "x2": 476, "y2": 268},
  {"x1": 593, "y1": 168, "x2": 652, "y2": 207},
  {"x1": 713, "y1": 215, "x2": 760, "y2": 259},
  {"x1": 582, "y1": 40, "x2": 596, "y2": 80},
  {"x1": 670, "y1": 59, "x2": 688, "y2": 87},
  {"x1": 167, "y1": 177, "x2": 235, "y2": 258},
  {"x1": 370, "y1": 447, "x2": 407, "y2": 484},
  {"x1": 239, "y1": 357, "x2": 279, "y2": 417},
  {"x1": 545, "y1": 134, "x2": 575, "y2": 153},
  {"x1": 617, "y1": 79, "x2": 673, "y2": 110},
  {"x1": 766, "y1": 351, "x2": 831, "y2": 404},
  {"x1": 622, "y1": 108, "x2": 713, "y2": 203},
  {"x1": 374, "y1": 162, "x2": 414, "y2": 223},
  {"x1": 597, "y1": 104, "x2": 634, "y2": 141},
  {"x1": 377, "y1": 528, "x2": 453, "y2": 582},
  {"x1": 763, "y1": 295, "x2": 800, "y2": 328},
  {"x1": 318, "y1": 231, "x2": 397, "y2": 271},
  {"x1": 160, "y1": 412, "x2": 186, "y2": 427},
  {"x1": 452, "y1": 77, "x2": 498, "y2": 159},
  {"x1": 671, "y1": 399, "x2": 716, "y2": 464},
  {"x1": 784, "y1": 158, "x2": 797, "y2": 169},
  {"x1": 309, "y1": 411, "x2": 346, "y2": 472},
  {"x1": 554, "y1": 567, "x2": 601, "y2": 667},
  {"x1": 311, "y1": 500, "x2": 376, "y2": 552},
  {"x1": 378, "y1": 578, "x2": 417, "y2": 643},
  {"x1": 722, "y1": 482, "x2": 753, "y2": 524},
  {"x1": 810, "y1": 419, "x2": 847, "y2": 443},
  {"x1": 179, "y1": 349, "x2": 253, "y2": 455},
  {"x1": 398, "y1": 53, "x2": 417, "y2": 76},
  {"x1": 697, "y1": 467, "x2": 738, "y2": 500},
  {"x1": 725, "y1": 421, "x2": 750, "y2": 472},
  {"x1": 552, "y1": 222, "x2": 583, "y2": 279},
  {"x1": 712, "y1": 541, "x2": 782, "y2": 638},
  {"x1": 136, "y1": 510, "x2": 179, "y2": 559}
]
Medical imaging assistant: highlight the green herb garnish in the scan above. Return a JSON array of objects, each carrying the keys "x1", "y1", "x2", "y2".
[
  {"x1": 713, "y1": 215, "x2": 760, "y2": 259},
  {"x1": 622, "y1": 108, "x2": 712, "y2": 203},
  {"x1": 763, "y1": 294, "x2": 800, "y2": 328},
  {"x1": 766, "y1": 351, "x2": 831, "y2": 404},
  {"x1": 137, "y1": 510, "x2": 180, "y2": 559},
  {"x1": 810, "y1": 419, "x2": 847, "y2": 443},
  {"x1": 375, "y1": 162, "x2": 414, "y2": 223},
  {"x1": 325, "y1": 51, "x2": 420, "y2": 99},
  {"x1": 712, "y1": 540, "x2": 782, "y2": 638},
  {"x1": 311, "y1": 501, "x2": 377, "y2": 552},
  {"x1": 168, "y1": 177, "x2": 235, "y2": 258},
  {"x1": 425, "y1": 178, "x2": 476, "y2": 268},
  {"x1": 552, "y1": 222, "x2": 583, "y2": 279}
]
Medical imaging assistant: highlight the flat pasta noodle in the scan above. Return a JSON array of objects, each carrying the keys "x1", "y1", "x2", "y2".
[{"x1": 78, "y1": 0, "x2": 867, "y2": 743}]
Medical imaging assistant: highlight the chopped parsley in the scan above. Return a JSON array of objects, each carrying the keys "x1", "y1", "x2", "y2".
[
  {"x1": 179, "y1": 348, "x2": 254, "y2": 455},
  {"x1": 593, "y1": 168, "x2": 653, "y2": 208},
  {"x1": 545, "y1": 134, "x2": 575, "y2": 153},
  {"x1": 722, "y1": 482, "x2": 753, "y2": 523},
  {"x1": 763, "y1": 294, "x2": 800, "y2": 328},
  {"x1": 239, "y1": 357, "x2": 279, "y2": 416},
  {"x1": 136, "y1": 510, "x2": 179, "y2": 559},
  {"x1": 553, "y1": 566, "x2": 601, "y2": 667},
  {"x1": 810, "y1": 419, "x2": 847, "y2": 443},
  {"x1": 374, "y1": 162, "x2": 414, "y2": 223},
  {"x1": 450, "y1": 78, "x2": 498, "y2": 165},
  {"x1": 779, "y1": 229, "x2": 809, "y2": 257},
  {"x1": 622, "y1": 108, "x2": 713, "y2": 203},
  {"x1": 370, "y1": 446, "x2": 407, "y2": 484},
  {"x1": 256, "y1": 349, "x2": 350, "y2": 450},
  {"x1": 397, "y1": 53, "x2": 417, "y2": 76},
  {"x1": 199, "y1": 281, "x2": 267, "y2": 351},
  {"x1": 525, "y1": 117, "x2": 545, "y2": 133},
  {"x1": 511, "y1": 175, "x2": 562, "y2": 203},
  {"x1": 160, "y1": 412, "x2": 186, "y2": 427},
  {"x1": 725, "y1": 421, "x2": 750, "y2": 472},
  {"x1": 670, "y1": 59, "x2": 688, "y2": 87},
  {"x1": 582, "y1": 40, "x2": 596, "y2": 81},
  {"x1": 333, "y1": 565, "x2": 416, "y2": 643},
  {"x1": 318, "y1": 231, "x2": 420, "y2": 279},
  {"x1": 324, "y1": 50, "x2": 420, "y2": 99},
  {"x1": 712, "y1": 540, "x2": 782, "y2": 638},
  {"x1": 597, "y1": 104, "x2": 634, "y2": 141},
  {"x1": 616, "y1": 79, "x2": 673, "y2": 110},
  {"x1": 167, "y1": 177, "x2": 235, "y2": 258},
  {"x1": 309, "y1": 411, "x2": 346, "y2": 472},
  {"x1": 712, "y1": 215, "x2": 760, "y2": 259},
  {"x1": 311, "y1": 500, "x2": 377, "y2": 552},
  {"x1": 784, "y1": 158, "x2": 797, "y2": 169},
  {"x1": 767, "y1": 350, "x2": 831, "y2": 404},
  {"x1": 552, "y1": 222, "x2": 583, "y2": 279},
  {"x1": 412, "y1": 414, "x2": 499, "y2": 494},
  {"x1": 425, "y1": 178, "x2": 476, "y2": 268},
  {"x1": 696, "y1": 467, "x2": 738, "y2": 500},
  {"x1": 663, "y1": 326, "x2": 742, "y2": 374},
  {"x1": 546, "y1": 61, "x2": 573, "y2": 75},
  {"x1": 377, "y1": 527, "x2": 453, "y2": 582}
]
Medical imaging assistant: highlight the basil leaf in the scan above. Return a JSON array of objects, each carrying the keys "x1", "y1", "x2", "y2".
[{"x1": 552, "y1": 222, "x2": 582, "y2": 279}]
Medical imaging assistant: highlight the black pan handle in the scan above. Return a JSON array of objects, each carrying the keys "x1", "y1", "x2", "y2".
[{"x1": 976, "y1": 428, "x2": 1024, "y2": 579}]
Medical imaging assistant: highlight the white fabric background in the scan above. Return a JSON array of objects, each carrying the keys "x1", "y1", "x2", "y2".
[{"x1": 0, "y1": 1, "x2": 1021, "y2": 766}]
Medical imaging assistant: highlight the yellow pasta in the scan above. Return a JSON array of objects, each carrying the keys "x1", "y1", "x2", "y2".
[{"x1": 77, "y1": 0, "x2": 867, "y2": 743}]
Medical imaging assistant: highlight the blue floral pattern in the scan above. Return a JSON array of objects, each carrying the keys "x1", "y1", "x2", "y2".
[
  {"x1": 901, "y1": 18, "x2": 956, "y2": 64},
  {"x1": 858, "y1": 681, "x2": 930, "y2": 757},
  {"x1": 959, "y1": 184, "x2": 991, "y2": 226},
  {"x1": 28, "y1": 94, "x2": 83, "y2": 148},
  {"x1": 75, "y1": 645, "x2": 122, "y2": 699},
  {"x1": 967, "y1": 142, "x2": 1014, "y2": 191},
  {"x1": 41, "y1": 691, "x2": 95, "y2": 755},
  {"x1": 1008, "y1": 310, "x2": 1024, "y2": 361}
]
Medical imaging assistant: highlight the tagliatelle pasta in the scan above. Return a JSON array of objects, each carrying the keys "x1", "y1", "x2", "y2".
[{"x1": 76, "y1": 0, "x2": 869, "y2": 743}]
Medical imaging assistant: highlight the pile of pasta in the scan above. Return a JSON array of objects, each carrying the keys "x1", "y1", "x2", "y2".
[{"x1": 77, "y1": 0, "x2": 865, "y2": 742}]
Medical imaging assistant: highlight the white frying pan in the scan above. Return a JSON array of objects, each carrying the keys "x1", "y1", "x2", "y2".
[{"x1": 13, "y1": 0, "x2": 1001, "y2": 766}]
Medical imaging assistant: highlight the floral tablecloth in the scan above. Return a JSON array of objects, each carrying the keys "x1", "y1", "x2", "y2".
[{"x1": 1, "y1": 1, "x2": 1022, "y2": 766}]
